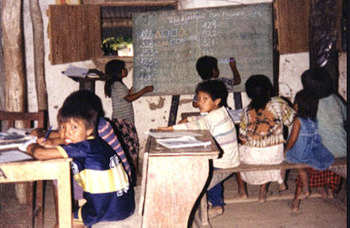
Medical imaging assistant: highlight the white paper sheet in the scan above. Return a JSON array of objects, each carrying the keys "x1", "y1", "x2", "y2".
[
  {"x1": 0, "y1": 150, "x2": 33, "y2": 163},
  {"x1": 145, "y1": 130, "x2": 202, "y2": 139},
  {"x1": 156, "y1": 136, "x2": 211, "y2": 149}
]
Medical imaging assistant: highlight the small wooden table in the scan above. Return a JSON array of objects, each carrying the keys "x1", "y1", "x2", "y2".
[
  {"x1": 139, "y1": 130, "x2": 219, "y2": 228},
  {"x1": 0, "y1": 158, "x2": 72, "y2": 228}
]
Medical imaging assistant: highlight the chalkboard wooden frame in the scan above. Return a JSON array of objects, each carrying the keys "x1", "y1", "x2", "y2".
[{"x1": 133, "y1": 3, "x2": 274, "y2": 96}]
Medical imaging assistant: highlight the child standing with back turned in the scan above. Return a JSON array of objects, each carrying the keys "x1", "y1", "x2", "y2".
[
  {"x1": 239, "y1": 75, "x2": 295, "y2": 202},
  {"x1": 27, "y1": 96, "x2": 135, "y2": 227},
  {"x1": 104, "y1": 59, "x2": 153, "y2": 174},
  {"x1": 285, "y1": 90, "x2": 334, "y2": 212},
  {"x1": 158, "y1": 80, "x2": 240, "y2": 218}
]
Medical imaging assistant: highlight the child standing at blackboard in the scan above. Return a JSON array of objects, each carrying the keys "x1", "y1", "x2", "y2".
[
  {"x1": 193, "y1": 56, "x2": 241, "y2": 108},
  {"x1": 104, "y1": 59, "x2": 153, "y2": 175}
]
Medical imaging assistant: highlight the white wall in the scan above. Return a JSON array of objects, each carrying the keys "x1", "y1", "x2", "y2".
[{"x1": 23, "y1": 0, "x2": 346, "y2": 156}]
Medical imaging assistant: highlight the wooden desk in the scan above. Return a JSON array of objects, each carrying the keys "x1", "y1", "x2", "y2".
[
  {"x1": 139, "y1": 130, "x2": 219, "y2": 228},
  {"x1": 0, "y1": 158, "x2": 72, "y2": 228}
]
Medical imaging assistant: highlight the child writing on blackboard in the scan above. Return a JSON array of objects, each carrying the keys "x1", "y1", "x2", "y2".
[
  {"x1": 284, "y1": 89, "x2": 334, "y2": 212},
  {"x1": 157, "y1": 80, "x2": 240, "y2": 218},
  {"x1": 193, "y1": 56, "x2": 241, "y2": 108},
  {"x1": 104, "y1": 59, "x2": 153, "y2": 174},
  {"x1": 27, "y1": 93, "x2": 135, "y2": 227}
]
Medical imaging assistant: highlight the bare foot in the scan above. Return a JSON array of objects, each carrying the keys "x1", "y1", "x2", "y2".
[
  {"x1": 297, "y1": 191, "x2": 310, "y2": 200},
  {"x1": 290, "y1": 199, "x2": 300, "y2": 213},
  {"x1": 208, "y1": 206, "x2": 224, "y2": 219},
  {"x1": 258, "y1": 185, "x2": 267, "y2": 203},
  {"x1": 327, "y1": 188, "x2": 334, "y2": 199},
  {"x1": 279, "y1": 182, "x2": 287, "y2": 192},
  {"x1": 239, "y1": 192, "x2": 248, "y2": 199},
  {"x1": 319, "y1": 187, "x2": 328, "y2": 199}
]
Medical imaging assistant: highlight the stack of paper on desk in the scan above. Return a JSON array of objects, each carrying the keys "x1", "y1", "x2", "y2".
[
  {"x1": 0, "y1": 129, "x2": 36, "y2": 151},
  {"x1": 0, "y1": 149, "x2": 33, "y2": 163},
  {"x1": 156, "y1": 136, "x2": 211, "y2": 149}
]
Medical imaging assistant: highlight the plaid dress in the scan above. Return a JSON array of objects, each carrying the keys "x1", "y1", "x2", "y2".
[{"x1": 296, "y1": 168, "x2": 341, "y2": 191}]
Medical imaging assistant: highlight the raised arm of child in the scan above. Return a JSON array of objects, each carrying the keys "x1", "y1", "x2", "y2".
[
  {"x1": 124, "y1": 85, "x2": 154, "y2": 102},
  {"x1": 229, "y1": 57, "x2": 241, "y2": 85}
]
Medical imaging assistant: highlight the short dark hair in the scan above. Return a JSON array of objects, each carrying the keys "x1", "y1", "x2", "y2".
[
  {"x1": 196, "y1": 56, "x2": 219, "y2": 80},
  {"x1": 58, "y1": 90, "x2": 101, "y2": 133},
  {"x1": 245, "y1": 74, "x2": 273, "y2": 112},
  {"x1": 294, "y1": 89, "x2": 318, "y2": 120},
  {"x1": 62, "y1": 90, "x2": 105, "y2": 117},
  {"x1": 195, "y1": 80, "x2": 228, "y2": 107},
  {"x1": 301, "y1": 67, "x2": 333, "y2": 98}
]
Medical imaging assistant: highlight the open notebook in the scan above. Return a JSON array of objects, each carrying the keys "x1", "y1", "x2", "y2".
[
  {"x1": 0, "y1": 149, "x2": 33, "y2": 163},
  {"x1": 156, "y1": 136, "x2": 211, "y2": 149}
]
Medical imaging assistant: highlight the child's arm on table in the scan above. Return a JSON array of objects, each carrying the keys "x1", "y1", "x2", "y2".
[
  {"x1": 284, "y1": 118, "x2": 300, "y2": 155},
  {"x1": 27, "y1": 143, "x2": 64, "y2": 160}
]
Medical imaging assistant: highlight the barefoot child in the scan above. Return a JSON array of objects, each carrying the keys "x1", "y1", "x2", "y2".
[
  {"x1": 239, "y1": 75, "x2": 295, "y2": 202},
  {"x1": 285, "y1": 90, "x2": 334, "y2": 210},
  {"x1": 158, "y1": 80, "x2": 240, "y2": 218}
]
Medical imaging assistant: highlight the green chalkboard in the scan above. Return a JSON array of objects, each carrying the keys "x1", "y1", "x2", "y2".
[{"x1": 133, "y1": 3, "x2": 273, "y2": 95}]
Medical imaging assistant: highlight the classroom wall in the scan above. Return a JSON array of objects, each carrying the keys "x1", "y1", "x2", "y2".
[{"x1": 22, "y1": 0, "x2": 347, "y2": 158}]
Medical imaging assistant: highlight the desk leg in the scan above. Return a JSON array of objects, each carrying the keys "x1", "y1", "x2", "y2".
[
  {"x1": 142, "y1": 156, "x2": 210, "y2": 228},
  {"x1": 56, "y1": 163, "x2": 72, "y2": 228}
]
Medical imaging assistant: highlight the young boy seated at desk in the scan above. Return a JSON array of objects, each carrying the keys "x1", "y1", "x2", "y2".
[
  {"x1": 158, "y1": 80, "x2": 240, "y2": 218},
  {"x1": 26, "y1": 95, "x2": 135, "y2": 227}
]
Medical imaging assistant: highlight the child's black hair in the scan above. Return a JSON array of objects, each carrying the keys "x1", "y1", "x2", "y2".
[
  {"x1": 58, "y1": 90, "x2": 101, "y2": 135},
  {"x1": 294, "y1": 90, "x2": 318, "y2": 120},
  {"x1": 245, "y1": 74, "x2": 273, "y2": 112},
  {"x1": 196, "y1": 56, "x2": 219, "y2": 80},
  {"x1": 104, "y1": 59, "x2": 126, "y2": 97},
  {"x1": 301, "y1": 67, "x2": 333, "y2": 99},
  {"x1": 195, "y1": 80, "x2": 228, "y2": 107},
  {"x1": 62, "y1": 90, "x2": 105, "y2": 117}
]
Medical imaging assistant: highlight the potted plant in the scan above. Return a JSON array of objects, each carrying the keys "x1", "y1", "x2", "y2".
[{"x1": 101, "y1": 36, "x2": 132, "y2": 56}]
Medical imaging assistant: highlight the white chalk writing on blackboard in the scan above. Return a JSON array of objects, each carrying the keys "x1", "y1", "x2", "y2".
[{"x1": 133, "y1": 3, "x2": 274, "y2": 95}]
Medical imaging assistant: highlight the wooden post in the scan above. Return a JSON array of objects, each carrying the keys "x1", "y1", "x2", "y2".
[
  {"x1": 2, "y1": 0, "x2": 26, "y2": 112},
  {"x1": 29, "y1": 0, "x2": 48, "y2": 114},
  {"x1": 2, "y1": 0, "x2": 28, "y2": 205}
]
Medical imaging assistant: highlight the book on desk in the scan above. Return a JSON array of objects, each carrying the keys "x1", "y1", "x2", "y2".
[
  {"x1": 0, "y1": 128, "x2": 35, "y2": 163},
  {"x1": 146, "y1": 130, "x2": 211, "y2": 149}
]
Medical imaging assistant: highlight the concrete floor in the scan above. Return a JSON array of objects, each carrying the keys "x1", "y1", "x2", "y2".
[{"x1": 0, "y1": 170, "x2": 347, "y2": 228}]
